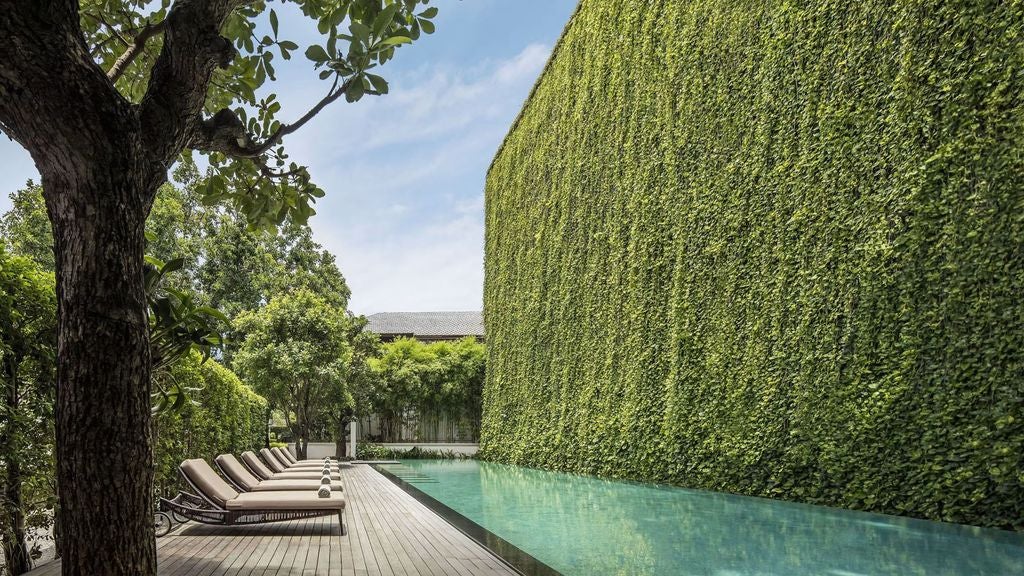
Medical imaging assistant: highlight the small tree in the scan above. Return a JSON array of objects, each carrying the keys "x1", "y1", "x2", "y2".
[
  {"x1": 327, "y1": 316, "x2": 380, "y2": 457},
  {"x1": 0, "y1": 2, "x2": 437, "y2": 570},
  {"x1": 233, "y1": 289, "x2": 351, "y2": 458}
]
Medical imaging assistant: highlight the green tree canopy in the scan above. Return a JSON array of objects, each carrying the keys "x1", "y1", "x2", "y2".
[
  {"x1": 232, "y1": 289, "x2": 352, "y2": 458},
  {"x1": 365, "y1": 337, "x2": 485, "y2": 441},
  {"x1": 0, "y1": 183, "x2": 53, "y2": 271},
  {"x1": 0, "y1": 248, "x2": 57, "y2": 575}
]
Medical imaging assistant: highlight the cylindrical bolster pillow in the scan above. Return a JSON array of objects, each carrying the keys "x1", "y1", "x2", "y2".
[
  {"x1": 318, "y1": 485, "x2": 331, "y2": 498},
  {"x1": 321, "y1": 475, "x2": 331, "y2": 485}
]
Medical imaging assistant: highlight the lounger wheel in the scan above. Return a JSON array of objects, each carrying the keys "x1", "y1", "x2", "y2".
[
  {"x1": 171, "y1": 510, "x2": 190, "y2": 524},
  {"x1": 154, "y1": 512, "x2": 173, "y2": 538}
]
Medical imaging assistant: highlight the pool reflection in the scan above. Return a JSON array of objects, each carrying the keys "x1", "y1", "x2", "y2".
[{"x1": 380, "y1": 459, "x2": 1024, "y2": 576}]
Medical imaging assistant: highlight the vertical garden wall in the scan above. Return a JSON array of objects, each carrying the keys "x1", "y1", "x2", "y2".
[{"x1": 481, "y1": 0, "x2": 1024, "y2": 529}]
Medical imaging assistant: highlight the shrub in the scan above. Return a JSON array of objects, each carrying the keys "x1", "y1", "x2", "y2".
[
  {"x1": 482, "y1": 0, "x2": 1024, "y2": 529},
  {"x1": 153, "y1": 352, "x2": 268, "y2": 495},
  {"x1": 356, "y1": 443, "x2": 468, "y2": 461}
]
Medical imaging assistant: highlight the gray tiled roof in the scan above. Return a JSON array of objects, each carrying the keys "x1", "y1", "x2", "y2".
[{"x1": 364, "y1": 311, "x2": 484, "y2": 338}]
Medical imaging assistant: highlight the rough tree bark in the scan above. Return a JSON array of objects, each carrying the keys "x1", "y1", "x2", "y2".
[
  {"x1": 46, "y1": 159, "x2": 158, "y2": 575},
  {"x1": 0, "y1": 2, "x2": 242, "y2": 574}
]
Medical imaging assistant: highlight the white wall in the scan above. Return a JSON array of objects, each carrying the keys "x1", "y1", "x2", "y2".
[{"x1": 288, "y1": 442, "x2": 338, "y2": 459}]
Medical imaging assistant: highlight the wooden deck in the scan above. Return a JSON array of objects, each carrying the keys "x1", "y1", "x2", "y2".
[{"x1": 27, "y1": 464, "x2": 519, "y2": 576}]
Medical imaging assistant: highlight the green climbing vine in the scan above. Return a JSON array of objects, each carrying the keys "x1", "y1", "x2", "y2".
[{"x1": 481, "y1": 0, "x2": 1024, "y2": 530}]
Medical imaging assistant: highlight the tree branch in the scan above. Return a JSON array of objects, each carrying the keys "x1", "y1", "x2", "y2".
[
  {"x1": 138, "y1": 0, "x2": 248, "y2": 167},
  {"x1": 255, "y1": 159, "x2": 304, "y2": 180},
  {"x1": 0, "y1": 1, "x2": 130, "y2": 160},
  {"x1": 190, "y1": 75, "x2": 381, "y2": 159},
  {"x1": 107, "y1": 20, "x2": 166, "y2": 83}
]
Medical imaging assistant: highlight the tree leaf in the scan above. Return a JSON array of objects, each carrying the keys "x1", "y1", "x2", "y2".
[
  {"x1": 350, "y1": 21, "x2": 371, "y2": 42},
  {"x1": 373, "y1": 3, "x2": 400, "y2": 37},
  {"x1": 379, "y1": 36, "x2": 412, "y2": 47},
  {"x1": 366, "y1": 73, "x2": 388, "y2": 94},
  {"x1": 304, "y1": 44, "x2": 329, "y2": 63}
]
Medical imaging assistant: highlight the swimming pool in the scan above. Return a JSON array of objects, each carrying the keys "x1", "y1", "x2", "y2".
[{"x1": 375, "y1": 459, "x2": 1024, "y2": 576}]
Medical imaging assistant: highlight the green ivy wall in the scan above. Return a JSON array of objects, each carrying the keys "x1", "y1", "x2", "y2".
[
  {"x1": 154, "y1": 352, "x2": 268, "y2": 495},
  {"x1": 481, "y1": 0, "x2": 1024, "y2": 529}
]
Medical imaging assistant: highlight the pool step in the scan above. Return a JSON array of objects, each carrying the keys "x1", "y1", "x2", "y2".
[{"x1": 380, "y1": 465, "x2": 440, "y2": 484}]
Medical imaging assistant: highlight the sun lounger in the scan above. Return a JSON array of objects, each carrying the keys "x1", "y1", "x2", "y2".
[
  {"x1": 270, "y1": 447, "x2": 334, "y2": 470},
  {"x1": 241, "y1": 451, "x2": 341, "y2": 481},
  {"x1": 216, "y1": 454, "x2": 343, "y2": 492},
  {"x1": 261, "y1": 448, "x2": 337, "y2": 474},
  {"x1": 276, "y1": 447, "x2": 328, "y2": 465},
  {"x1": 160, "y1": 459, "x2": 345, "y2": 534}
]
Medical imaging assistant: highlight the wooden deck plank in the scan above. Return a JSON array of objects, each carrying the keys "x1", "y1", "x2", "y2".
[{"x1": 25, "y1": 464, "x2": 519, "y2": 576}]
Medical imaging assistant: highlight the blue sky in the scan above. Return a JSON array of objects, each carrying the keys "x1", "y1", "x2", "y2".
[{"x1": 0, "y1": 0, "x2": 578, "y2": 314}]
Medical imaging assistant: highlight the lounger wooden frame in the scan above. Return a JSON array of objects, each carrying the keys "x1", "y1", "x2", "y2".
[{"x1": 159, "y1": 468, "x2": 346, "y2": 534}]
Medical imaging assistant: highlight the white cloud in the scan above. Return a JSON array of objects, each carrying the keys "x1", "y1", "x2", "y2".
[
  {"x1": 332, "y1": 200, "x2": 486, "y2": 315},
  {"x1": 287, "y1": 42, "x2": 551, "y2": 160},
  {"x1": 293, "y1": 43, "x2": 552, "y2": 314}
]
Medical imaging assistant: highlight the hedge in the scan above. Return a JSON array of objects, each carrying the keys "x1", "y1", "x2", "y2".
[
  {"x1": 481, "y1": 0, "x2": 1024, "y2": 529},
  {"x1": 153, "y1": 352, "x2": 268, "y2": 495}
]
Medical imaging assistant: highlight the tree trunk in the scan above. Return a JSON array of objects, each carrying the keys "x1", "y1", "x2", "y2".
[
  {"x1": 335, "y1": 418, "x2": 346, "y2": 459},
  {"x1": 44, "y1": 163, "x2": 157, "y2": 576},
  {"x1": 2, "y1": 459, "x2": 30, "y2": 576}
]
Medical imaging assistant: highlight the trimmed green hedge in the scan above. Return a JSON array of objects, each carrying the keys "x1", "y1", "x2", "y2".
[
  {"x1": 355, "y1": 443, "x2": 470, "y2": 461},
  {"x1": 154, "y1": 352, "x2": 267, "y2": 495},
  {"x1": 481, "y1": 0, "x2": 1024, "y2": 529}
]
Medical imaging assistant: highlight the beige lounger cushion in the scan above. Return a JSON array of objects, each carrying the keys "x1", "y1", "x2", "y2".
[
  {"x1": 285, "y1": 462, "x2": 336, "y2": 470},
  {"x1": 272, "y1": 471, "x2": 341, "y2": 480},
  {"x1": 180, "y1": 459, "x2": 239, "y2": 507},
  {"x1": 225, "y1": 490, "x2": 345, "y2": 511},
  {"x1": 240, "y1": 451, "x2": 277, "y2": 480},
  {"x1": 221, "y1": 454, "x2": 343, "y2": 491},
  {"x1": 265, "y1": 448, "x2": 337, "y2": 472},
  {"x1": 216, "y1": 454, "x2": 262, "y2": 491},
  {"x1": 279, "y1": 451, "x2": 331, "y2": 466},
  {"x1": 252, "y1": 479, "x2": 343, "y2": 491},
  {"x1": 262, "y1": 448, "x2": 301, "y2": 472},
  {"x1": 273, "y1": 447, "x2": 331, "y2": 466},
  {"x1": 248, "y1": 450, "x2": 340, "y2": 479}
]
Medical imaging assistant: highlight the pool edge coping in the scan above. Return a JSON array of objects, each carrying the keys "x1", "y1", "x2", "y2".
[{"x1": 370, "y1": 464, "x2": 563, "y2": 576}]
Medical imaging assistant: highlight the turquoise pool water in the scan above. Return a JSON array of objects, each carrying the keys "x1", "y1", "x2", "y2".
[{"x1": 378, "y1": 459, "x2": 1024, "y2": 576}]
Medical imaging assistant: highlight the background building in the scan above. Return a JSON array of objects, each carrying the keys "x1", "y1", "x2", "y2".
[{"x1": 365, "y1": 311, "x2": 485, "y2": 343}]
